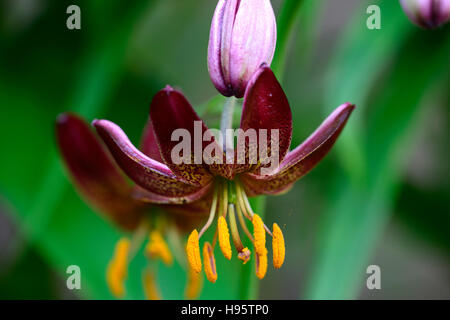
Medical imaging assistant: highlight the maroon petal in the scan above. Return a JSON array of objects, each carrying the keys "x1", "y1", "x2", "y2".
[
  {"x1": 56, "y1": 113, "x2": 144, "y2": 231},
  {"x1": 132, "y1": 182, "x2": 212, "y2": 205},
  {"x1": 93, "y1": 119, "x2": 210, "y2": 198},
  {"x1": 236, "y1": 64, "x2": 292, "y2": 175},
  {"x1": 166, "y1": 193, "x2": 213, "y2": 233},
  {"x1": 149, "y1": 86, "x2": 225, "y2": 181},
  {"x1": 140, "y1": 118, "x2": 163, "y2": 162},
  {"x1": 241, "y1": 103, "x2": 355, "y2": 196}
]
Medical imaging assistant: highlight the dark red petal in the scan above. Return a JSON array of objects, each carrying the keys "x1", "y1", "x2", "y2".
[
  {"x1": 149, "y1": 86, "x2": 224, "y2": 181},
  {"x1": 140, "y1": 118, "x2": 163, "y2": 162},
  {"x1": 93, "y1": 119, "x2": 209, "y2": 198},
  {"x1": 241, "y1": 103, "x2": 355, "y2": 196},
  {"x1": 166, "y1": 193, "x2": 213, "y2": 233},
  {"x1": 236, "y1": 64, "x2": 292, "y2": 175},
  {"x1": 132, "y1": 182, "x2": 212, "y2": 205},
  {"x1": 56, "y1": 113, "x2": 144, "y2": 231}
]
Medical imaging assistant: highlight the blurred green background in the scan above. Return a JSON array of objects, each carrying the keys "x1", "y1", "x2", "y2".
[{"x1": 0, "y1": 0, "x2": 449, "y2": 299}]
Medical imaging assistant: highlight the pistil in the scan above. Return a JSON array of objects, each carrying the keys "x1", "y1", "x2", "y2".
[
  {"x1": 198, "y1": 185, "x2": 219, "y2": 238},
  {"x1": 227, "y1": 203, "x2": 245, "y2": 253}
]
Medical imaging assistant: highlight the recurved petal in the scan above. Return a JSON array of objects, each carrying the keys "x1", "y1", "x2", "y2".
[
  {"x1": 132, "y1": 182, "x2": 212, "y2": 205},
  {"x1": 93, "y1": 119, "x2": 208, "y2": 198},
  {"x1": 241, "y1": 103, "x2": 355, "y2": 196},
  {"x1": 236, "y1": 64, "x2": 292, "y2": 175},
  {"x1": 140, "y1": 118, "x2": 163, "y2": 162},
  {"x1": 56, "y1": 113, "x2": 144, "y2": 231},
  {"x1": 168, "y1": 195, "x2": 213, "y2": 233},
  {"x1": 149, "y1": 86, "x2": 219, "y2": 184}
]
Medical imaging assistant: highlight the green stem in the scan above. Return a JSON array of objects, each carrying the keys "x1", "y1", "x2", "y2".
[{"x1": 220, "y1": 97, "x2": 236, "y2": 155}]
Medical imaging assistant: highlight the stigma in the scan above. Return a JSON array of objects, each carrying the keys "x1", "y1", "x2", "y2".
[{"x1": 186, "y1": 179, "x2": 285, "y2": 282}]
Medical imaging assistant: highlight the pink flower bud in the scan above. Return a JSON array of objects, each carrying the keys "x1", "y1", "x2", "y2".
[
  {"x1": 208, "y1": 0, "x2": 277, "y2": 98},
  {"x1": 400, "y1": 0, "x2": 450, "y2": 29}
]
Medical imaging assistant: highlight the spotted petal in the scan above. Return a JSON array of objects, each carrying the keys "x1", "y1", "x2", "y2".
[
  {"x1": 93, "y1": 119, "x2": 212, "y2": 200},
  {"x1": 56, "y1": 113, "x2": 144, "y2": 231},
  {"x1": 236, "y1": 64, "x2": 292, "y2": 175},
  {"x1": 241, "y1": 103, "x2": 355, "y2": 196},
  {"x1": 165, "y1": 191, "x2": 213, "y2": 232},
  {"x1": 132, "y1": 183, "x2": 212, "y2": 205},
  {"x1": 149, "y1": 86, "x2": 229, "y2": 180}
]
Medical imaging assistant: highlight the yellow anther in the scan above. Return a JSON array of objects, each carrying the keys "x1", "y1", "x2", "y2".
[
  {"x1": 252, "y1": 214, "x2": 266, "y2": 256},
  {"x1": 218, "y1": 216, "x2": 232, "y2": 260},
  {"x1": 146, "y1": 231, "x2": 173, "y2": 266},
  {"x1": 272, "y1": 223, "x2": 285, "y2": 269},
  {"x1": 186, "y1": 229, "x2": 202, "y2": 273},
  {"x1": 143, "y1": 270, "x2": 161, "y2": 300},
  {"x1": 255, "y1": 250, "x2": 268, "y2": 280},
  {"x1": 185, "y1": 267, "x2": 203, "y2": 300},
  {"x1": 238, "y1": 247, "x2": 251, "y2": 264},
  {"x1": 106, "y1": 238, "x2": 130, "y2": 298},
  {"x1": 203, "y1": 242, "x2": 217, "y2": 283}
]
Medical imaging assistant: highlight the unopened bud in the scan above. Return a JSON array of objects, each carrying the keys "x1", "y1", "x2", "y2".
[
  {"x1": 400, "y1": 0, "x2": 450, "y2": 29},
  {"x1": 208, "y1": 0, "x2": 277, "y2": 98}
]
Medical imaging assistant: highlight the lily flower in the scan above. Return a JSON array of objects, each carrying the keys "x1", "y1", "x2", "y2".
[
  {"x1": 56, "y1": 113, "x2": 207, "y2": 299},
  {"x1": 92, "y1": 64, "x2": 355, "y2": 282}
]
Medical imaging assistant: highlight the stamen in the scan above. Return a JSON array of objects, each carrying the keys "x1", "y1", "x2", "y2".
[
  {"x1": 198, "y1": 187, "x2": 219, "y2": 238},
  {"x1": 186, "y1": 230, "x2": 202, "y2": 273},
  {"x1": 106, "y1": 237, "x2": 131, "y2": 298},
  {"x1": 143, "y1": 269, "x2": 161, "y2": 300},
  {"x1": 185, "y1": 266, "x2": 203, "y2": 299},
  {"x1": 238, "y1": 247, "x2": 251, "y2": 264},
  {"x1": 146, "y1": 231, "x2": 173, "y2": 266},
  {"x1": 255, "y1": 250, "x2": 268, "y2": 280},
  {"x1": 218, "y1": 216, "x2": 232, "y2": 260},
  {"x1": 272, "y1": 223, "x2": 285, "y2": 269},
  {"x1": 203, "y1": 242, "x2": 218, "y2": 283},
  {"x1": 252, "y1": 214, "x2": 266, "y2": 256}
]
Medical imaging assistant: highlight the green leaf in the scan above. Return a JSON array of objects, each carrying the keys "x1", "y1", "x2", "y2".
[
  {"x1": 272, "y1": 0, "x2": 305, "y2": 80},
  {"x1": 305, "y1": 22, "x2": 450, "y2": 300},
  {"x1": 1, "y1": 0, "x2": 158, "y2": 299},
  {"x1": 324, "y1": 0, "x2": 412, "y2": 180}
]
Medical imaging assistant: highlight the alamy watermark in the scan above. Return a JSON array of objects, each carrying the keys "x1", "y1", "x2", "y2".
[
  {"x1": 366, "y1": 265, "x2": 381, "y2": 290},
  {"x1": 66, "y1": 265, "x2": 81, "y2": 290},
  {"x1": 66, "y1": 5, "x2": 81, "y2": 30},
  {"x1": 170, "y1": 121, "x2": 280, "y2": 175},
  {"x1": 366, "y1": 5, "x2": 381, "y2": 30}
]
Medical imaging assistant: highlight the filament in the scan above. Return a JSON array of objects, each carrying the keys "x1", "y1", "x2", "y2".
[
  {"x1": 235, "y1": 201, "x2": 254, "y2": 242},
  {"x1": 199, "y1": 186, "x2": 219, "y2": 238},
  {"x1": 237, "y1": 181, "x2": 273, "y2": 237},
  {"x1": 235, "y1": 182, "x2": 252, "y2": 220}
]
